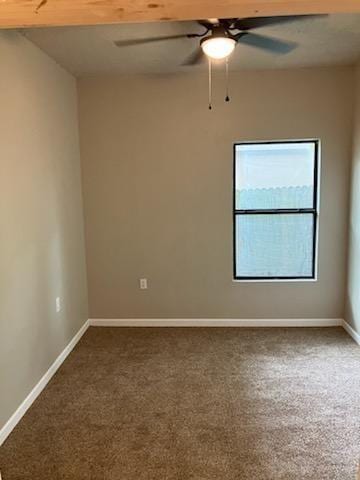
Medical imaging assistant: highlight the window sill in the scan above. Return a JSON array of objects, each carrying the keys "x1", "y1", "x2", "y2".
[{"x1": 232, "y1": 277, "x2": 318, "y2": 283}]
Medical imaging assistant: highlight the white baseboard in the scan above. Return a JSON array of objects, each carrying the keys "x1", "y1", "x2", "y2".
[
  {"x1": 342, "y1": 319, "x2": 360, "y2": 345},
  {"x1": 89, "y1": 318, "x2": 342, "y2": 327},
  {"x1": 0, "y1": 319, "x2": 89, "y2": 446}
]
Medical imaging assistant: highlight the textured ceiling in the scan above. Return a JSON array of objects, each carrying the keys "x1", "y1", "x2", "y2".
[{"x1": 22, "y1": 13, "x2": 360, "y2": 76}]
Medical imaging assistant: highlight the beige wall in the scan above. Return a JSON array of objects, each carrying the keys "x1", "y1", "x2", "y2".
[
  {"x1": 79, "y1": 66, "x2": 353, "y2": 319},
  {"x1": 346, "y1": 64, "x2": 360, "y2": 335},
  {"x1": 0, "y1": 32, "x2": 88, "y2": 431}
]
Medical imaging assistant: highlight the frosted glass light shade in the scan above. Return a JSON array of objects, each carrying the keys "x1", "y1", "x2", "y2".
[{"x1": 201, "y1": 37, "x2": 236, "y2": 60}]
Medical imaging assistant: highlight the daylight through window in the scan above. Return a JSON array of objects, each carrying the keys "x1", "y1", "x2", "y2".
[{"x1": 233, "y1": 140, "x2": 319, "y2": 280}]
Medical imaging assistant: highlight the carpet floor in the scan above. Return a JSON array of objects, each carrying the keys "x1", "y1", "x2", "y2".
[{"x1": 1, "y1": 327, "x2": 360, "y2": 479}]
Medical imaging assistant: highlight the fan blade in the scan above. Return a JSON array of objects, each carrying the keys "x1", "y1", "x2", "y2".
[
  {"x1": 237, "y1": 32, "x2": 297, "y2": 54},
  {"x1": 114, "y1": 34, "x2": 191, "y2": 47},
  {"x1": 234, "y1": 14, "x2": 325, "y2": 31},
  {"x1": 182, "y1": 47, "x2": 205, "y2": 66}
]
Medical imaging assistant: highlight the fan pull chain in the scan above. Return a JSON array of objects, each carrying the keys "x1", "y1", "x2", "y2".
[
  {"x1": 208, "y1": 57, "x2": 212, "y2": 110},
  {"x1": 225, "y1": 57, "x2": 230, "y2": 102}
]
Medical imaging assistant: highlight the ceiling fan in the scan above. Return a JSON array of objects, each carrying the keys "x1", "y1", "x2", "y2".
[{"x1": 114, "y1": 15, "x2": 323, "y2": 64}]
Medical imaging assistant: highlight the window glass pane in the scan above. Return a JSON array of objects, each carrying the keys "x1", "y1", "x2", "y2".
[
  {"x1": 235, "y1": 142, "x2": 315, "y2": 210},
  {"x1": 235, "y1": 214, "x2": 314, "y2": 278}
]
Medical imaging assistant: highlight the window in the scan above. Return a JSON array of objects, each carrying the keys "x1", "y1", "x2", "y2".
[{"x1": 233, "y1": 140, "x2": 319, "y2": 280}]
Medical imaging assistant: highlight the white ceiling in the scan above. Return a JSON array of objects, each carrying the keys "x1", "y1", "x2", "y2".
[{"x1": 22, "y1": 14, "x2": 360, "y2": 77}]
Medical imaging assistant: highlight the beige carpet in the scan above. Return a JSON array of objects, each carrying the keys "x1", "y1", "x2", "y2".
[{"x1": 1, "y1": 327, "x2": 360, "y2": 479}]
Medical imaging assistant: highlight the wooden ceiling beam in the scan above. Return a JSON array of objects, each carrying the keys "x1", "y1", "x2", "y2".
[{"x1": 1, "y1": 0, "x2": 360, "y2": 29}]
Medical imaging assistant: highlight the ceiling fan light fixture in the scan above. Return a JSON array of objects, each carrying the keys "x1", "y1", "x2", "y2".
[{"x1": 201, "y1": 36, "x2": 236, "y2": 60}]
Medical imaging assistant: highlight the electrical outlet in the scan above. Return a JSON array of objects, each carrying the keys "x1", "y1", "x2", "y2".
[
  {"x1": 140, "y1": 278, "x2": 148, "y2": 290},
  {"x1": 55, "y1": 297, "x2": 61, "y2": 313}
]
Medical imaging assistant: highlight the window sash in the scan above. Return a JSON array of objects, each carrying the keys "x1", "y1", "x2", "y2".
[{"x1": 233, "y1": 211, "x2": 317, "y2": 280}]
